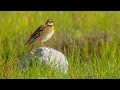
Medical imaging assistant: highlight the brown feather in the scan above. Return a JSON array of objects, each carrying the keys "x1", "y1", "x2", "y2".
[
  {"x1": 25, "y1": 25, "x2": 45, "y2": 46},
  {"x1": 25, "y1": 25, "x2": 52, "y2": 46}
]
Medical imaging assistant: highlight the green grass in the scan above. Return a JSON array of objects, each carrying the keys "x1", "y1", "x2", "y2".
[{"x1": 1, "y1": 11, "x2": 120, "y2": 79}]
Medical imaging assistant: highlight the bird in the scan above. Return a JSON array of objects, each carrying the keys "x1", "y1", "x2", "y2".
[{"x1": 25, "y1": 19, "x2": 54, "y2": 47}]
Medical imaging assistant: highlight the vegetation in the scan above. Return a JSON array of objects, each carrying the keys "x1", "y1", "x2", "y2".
[{"x1": 0, "y1": 11, "x2": 120, "y2": 79}]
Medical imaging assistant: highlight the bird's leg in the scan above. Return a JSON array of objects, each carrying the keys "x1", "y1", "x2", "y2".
[
  {"x1": 44, "y1": 44, "x2": 47, "y2": 47},
  {"x1": 41, "y1": 42, "x2": 47, "y2": 48},
  {"x1": 41, "y1": 42, "x2": 44, "y2": 47}
]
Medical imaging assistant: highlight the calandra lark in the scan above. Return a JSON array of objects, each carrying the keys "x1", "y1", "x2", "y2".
[{"x1": 25, "y1": 19, "x2": 54, "y2": 47}]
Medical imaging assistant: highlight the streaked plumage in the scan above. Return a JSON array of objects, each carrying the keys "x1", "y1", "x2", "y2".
[{"x1": 25, "y1": 19, "x2": 54, "y2": 47}]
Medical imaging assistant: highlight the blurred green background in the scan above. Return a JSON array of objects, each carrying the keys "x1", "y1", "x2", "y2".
[{"x1": 0, "y1": 11, "x2": 120, "y2": 78}]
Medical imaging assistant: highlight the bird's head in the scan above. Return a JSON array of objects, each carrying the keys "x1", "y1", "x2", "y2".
[{"x1": 46, "y1": 19, "x2": 53, "y2": 26}]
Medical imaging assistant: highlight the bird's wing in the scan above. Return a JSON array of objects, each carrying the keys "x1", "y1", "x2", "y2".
[{"x1": 25, "y1": 25, "x2": 46, "y2": 46}]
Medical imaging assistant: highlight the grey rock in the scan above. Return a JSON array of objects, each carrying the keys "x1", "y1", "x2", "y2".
[{"x1": 18, "y1": 47, "x2": 68, "y2": 74}]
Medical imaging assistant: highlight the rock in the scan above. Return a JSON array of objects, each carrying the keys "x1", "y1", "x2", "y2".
[{"x1": 18, "y1": 47, "x2": 68, "y2": 74}]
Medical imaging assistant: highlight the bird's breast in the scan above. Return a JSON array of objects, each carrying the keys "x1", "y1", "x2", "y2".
[{"x1": 41, "y1": 28, "x2": 54, "y2": 43}]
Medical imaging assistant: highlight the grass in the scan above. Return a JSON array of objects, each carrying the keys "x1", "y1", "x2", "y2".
[{"x1": 1, "y1": 11, "x2": 120, "y2": 78}]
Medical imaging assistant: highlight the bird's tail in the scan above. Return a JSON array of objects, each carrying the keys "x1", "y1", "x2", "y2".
[{"x1": 25, "y1": 37, "x2": 33, "y2": 46}]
